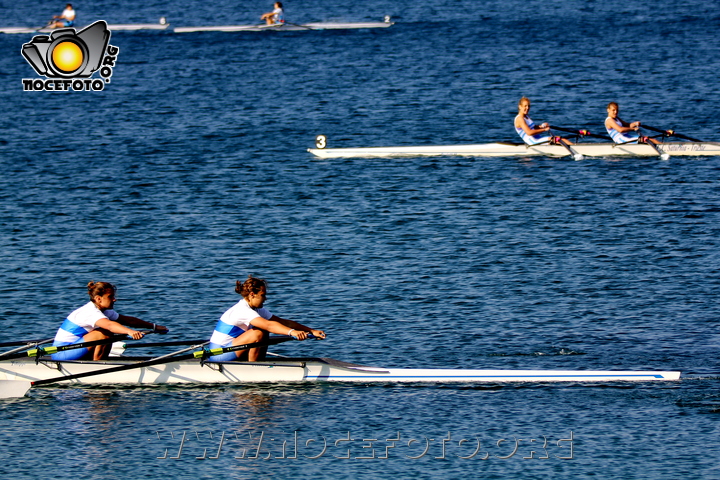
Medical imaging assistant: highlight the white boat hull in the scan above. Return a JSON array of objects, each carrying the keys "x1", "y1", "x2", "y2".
[
  {"x1": 0, "y1": 357, "x2": 680, "y2": 386},
  {"x1": 308, "y1": 141, "x2": 720, "y2": 158},
  {"x1": 105, "y1": 23, "x2": 170, "y2": 31},
  {"x1": 174, "y1": 21, "x2": 393, "y2": 33},
  {"x1": 0, "y1": 22, "x2": 169, "y2": 34}
]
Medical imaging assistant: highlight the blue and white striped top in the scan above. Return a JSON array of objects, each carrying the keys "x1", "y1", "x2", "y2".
[
  {"x1": 53, "y1": 302, "x2": 120, "y2": 345},
  {"x1": 208, "y1": 299, "x2": 272, "y2": 349},
  {"x1": 515, "y1": 115, "x2": 551, "y2": 145},
  {"x1": 605, "y1": 117, "x2": 639, "y2": 144}
]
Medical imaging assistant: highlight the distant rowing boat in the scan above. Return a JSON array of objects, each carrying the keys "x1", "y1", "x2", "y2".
[
  {"x1": 0, "y1": 356, "x2": 680, "y2": 391},
  {"x1": 0, "y1": 18, "x2": 169, "y2": 34},
  {"x1": 308, "y1": 137, "x2": 720, "y2": 159},
  {"x1": 174, "y1": 17, "x2": 394, "y2": 33}
]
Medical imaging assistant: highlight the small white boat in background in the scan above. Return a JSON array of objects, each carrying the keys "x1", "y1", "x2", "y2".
[
  {"x1": 105, "y1": 17, "x2": 170, "y2": 31},
  {"x1": 0, "y1": 18, "x2": 169, "y2": 34},
  {"x1": 174, "y1": 16, "x2": 393, "y2": 33}
]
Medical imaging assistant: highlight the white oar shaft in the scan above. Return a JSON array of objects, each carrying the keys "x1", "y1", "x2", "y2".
[
  {"x1": 147, "y1": 342, "x2": 210, "y2": 361},
  {"x1": 644, "y1": 140, "x2": 670, "y2": 160}
]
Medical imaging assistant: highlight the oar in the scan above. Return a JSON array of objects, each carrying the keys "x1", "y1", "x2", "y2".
[
  {"x1": 0, "y1": 338, "x2": 53, "y2": 348},
  {"x1": 0, "y1": 337, "x2": 54, "y2": 358},
  {"x1": 282, "y1": 21, "x2": 314, "y2": 30},
  {"x1": 0, "y1": 333, "x2": 150, "y2": 362},
  {"x1": 550, "y1": 126, "x2": 612, "y2": 141},
  {"x1": 641, "y1": 125, "x2": 702, "y2": 142},
  {"x1": 36, "y1": 19, "x2": 54, "y2": 31},
  {"x1": 550, "y1": 136, "x2": 584, "y2": 161},
  {"x1": 640, "y1": 136, "x2": 670, "y2": 161},
  {"x1": 123, "y1": 339, "x2": 208, "y2": 348},
  {"x1": 1, "y1": 336, "x2": 298, "y2": 399}
]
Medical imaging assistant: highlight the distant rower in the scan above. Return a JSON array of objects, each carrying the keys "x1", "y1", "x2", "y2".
[
  {"x1": 260, "y1": 2, "x2": 284, "y2": 25},
  {"x1": 49, "y1": 3, "x2": 75, "y2": 29}
]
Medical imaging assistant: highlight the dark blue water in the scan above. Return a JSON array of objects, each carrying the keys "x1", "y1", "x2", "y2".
[{"x1": 1, "y1": 0, "x2": 720, "y2": 478}]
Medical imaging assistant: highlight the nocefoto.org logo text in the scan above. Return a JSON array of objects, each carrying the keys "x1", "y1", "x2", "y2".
[{"x1": 21, "y1": 20, "x2": 119, "y2": 92}]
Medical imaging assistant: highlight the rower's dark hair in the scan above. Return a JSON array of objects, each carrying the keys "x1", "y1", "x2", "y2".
[
  {"x1": 236, "y1": 276, "x2": 267, "y2": 297},
  {"x1": 276, "y1": 2, "x2": 283, "y2": 8},
  {"x1": 87, "y1": 281, "x2": 116, "y2": 300},
  {"x1": 607, "y1": 101, "x2": 619, "y2": 109}
]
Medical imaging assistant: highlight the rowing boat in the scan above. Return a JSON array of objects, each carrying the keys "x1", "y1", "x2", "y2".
[
  {"x1": 173, "y1": 17, "x2": 393, "y2": 33},
  {"x1": 0, "y1": 356, "x2": 680, "y2": 389},
  {"x1": 0, "y1": 335, "x2": 682, "y2": 398},
  {"x1": 0, "y1": 18, "x2": 169, "y2": 34},
  {"x1": 308, "y1": 140, "x2": 720, "y2": 159}
]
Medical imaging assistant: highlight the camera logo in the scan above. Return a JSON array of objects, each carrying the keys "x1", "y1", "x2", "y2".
[{"x1": 22, "y1": 20, "x2": 120, "y2": 92}]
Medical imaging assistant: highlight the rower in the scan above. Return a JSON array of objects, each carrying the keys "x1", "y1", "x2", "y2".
[
  {"x1": 605, "y1": 102, "x2": 661, "y2": 145},
  {"x1": 49, "y1": 3, "x2": 75, "y2": 29},
  {"x1": 50, "y1": 281, "x2": 169, "y2": 361},
  {"x1": 260, "y1": 2, "x2": 284, "y2": 25},
  {"x1": 514, "y1": 97, "x2": 573, "y2": 146},
  {"x1": 207, "y1": 276, "x2": 325, "y2": 362}
]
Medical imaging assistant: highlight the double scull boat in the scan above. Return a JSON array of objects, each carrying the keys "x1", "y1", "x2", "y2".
[
  {"x1": 0, "y1": 336, "x2": 681, "y2": 398},
  {"x1": 0, "y1": 356, "x2": 680, "y2": 399},
  {"x1": 308, "y1": 136, "x2": 720, "y2": 159}
]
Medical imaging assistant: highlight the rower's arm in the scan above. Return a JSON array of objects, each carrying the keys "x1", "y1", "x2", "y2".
[
  {"x1": 250, "y1": 316, "x2": 326, "y2": 340},
  {"x1": 606, "y1": 117, "x2": 638, "y2": 133},
  {"x1": 116, "y1": 314, "x2": 169, "y2": 334},
  {"x1": 515, "y1": 116, "x2": 549, "y2": 136},
  {"x1": 95, "y1": 317, "x2": 145, "y2": 339}
]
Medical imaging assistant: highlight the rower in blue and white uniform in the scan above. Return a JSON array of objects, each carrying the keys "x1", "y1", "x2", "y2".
[
  {"x1": 604, "y1": 102, "x2": 660, "y2": 145},
  {"x1": 260, "y1": 2, "x2": 284, "y2": 25},
  {"x1": 514, "y1": 97, "x2": 574, "y2": 146},
  {"x1": 51, "y1": 281, "x2": 168, "y2": 361},
  {"x1": 207, "y1": 276, "x2": 325, "y2": 362},
  {"x1": 515, "y1": 97, "x2": 552, "y2": 145}
]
